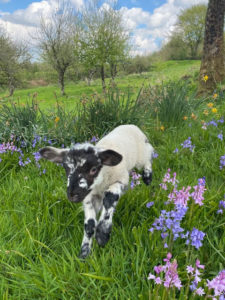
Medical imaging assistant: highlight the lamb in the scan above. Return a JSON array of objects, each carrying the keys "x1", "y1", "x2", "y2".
[{"x1": 39, "y1": 124, "x2": 154, "y2": 258}]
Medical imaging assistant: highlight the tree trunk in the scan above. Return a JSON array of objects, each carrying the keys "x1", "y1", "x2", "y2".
[
  {"x1": 8, "y1": 77, "x2": 15, "y2": 97},
  {"x1": 110, "y1": 62, "x2": 117, "y2": 81},
  {"x1": 100, "y1": 65, "x2": 106, "y2": 92},
  {"x1": 198, "y1": 0, "x2": 225, "y2": 96},
  {"x1": 58, "y1": 70, "x2": 65, "y2": 96}
]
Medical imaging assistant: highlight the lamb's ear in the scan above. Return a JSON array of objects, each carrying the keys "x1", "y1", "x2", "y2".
[
  {"x1": 39, "y1": 147, "x2": 69, "y2": 163},
  {"x1": 99, "y1": 150, "x2": 122, "y2": 166}
]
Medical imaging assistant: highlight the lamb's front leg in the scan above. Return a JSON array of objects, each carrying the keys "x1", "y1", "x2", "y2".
[
  {"x1": 79, "y1": 196, "x2": 97, "y2": 259},
  {"x1": 95, "y1": 181, "x2": 125, "y2": 247}
]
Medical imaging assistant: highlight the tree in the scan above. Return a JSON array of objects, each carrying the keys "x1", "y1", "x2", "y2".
[
  {"x1": 198, "y1": 0, "x2": 225, "y2": 95},
  {"x1": 0, "y1": 28, "x2": 30, "y2": 96},
  {"x1": 176, "y1": 5, "x2": 207, "y2": 59},
  {"x1": 36, "y1": 1, "x2": 79, "y2": 95},
  {"x1": 80, "y1": 0, "x2": 130, "y2": 91}
]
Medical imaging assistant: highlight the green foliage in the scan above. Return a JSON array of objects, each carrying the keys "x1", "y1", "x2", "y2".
[
  {"x1": 140, "y1": 81, "x2": 201, "y2": 127},
  {"x1": 77, "y1": 89, "x2": 151, "y2": 138},
  {"x1": 177, "y1": 4, "x2": 207, "y2": 59},
  {"x1": 0, "y1": 101, "x2": 39, "y2": 145}
]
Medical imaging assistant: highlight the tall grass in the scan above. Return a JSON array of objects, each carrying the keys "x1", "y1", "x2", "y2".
[{"x1": 0, "y1": 78, "x2": 225, "y2": 299}]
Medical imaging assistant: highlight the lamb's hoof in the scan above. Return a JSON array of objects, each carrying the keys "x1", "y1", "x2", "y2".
[
  {"x1": 78, "y1": 243, "x2": 91, "y2": 259},
  {"x1": 96, "y1": 222, "x2": 111, "y2": 247},
  {"x1": 142, "y1": 171, "x2": 152, "y2": 185}
]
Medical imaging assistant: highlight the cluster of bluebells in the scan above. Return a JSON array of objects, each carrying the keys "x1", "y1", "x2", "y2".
[
  {"x1": 148, "y1": 253, "x2": 182, "y2": 289},
  {"x1": 202, "y1": 118, "x2": 224, "y2": 130},
  {"x1": 149, "y1": 255, "x2": 225, "y2": 299},
  {"x1": 180, "y1": 137, "x2": 195, "y2": 153},
  {"x1": 207, "y1": 270, "x2": 225, "y2": 299},
  {"x1": 149, "y1": 169, "x2": 206, "y2": 249},
  {"x1": 187, "y1": 259, "x2": 205, "y2": 296},
  {"x1": 130, "y1": 171, "x2": 141, "y2": 189},
  {"x1": 217, "y1": 196, "x2": 225, "y2": 214}
]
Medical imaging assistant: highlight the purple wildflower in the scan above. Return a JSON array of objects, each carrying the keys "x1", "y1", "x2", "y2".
[
  {"x1": 148, "y1": 253, "x2": 182, "y2": 290},
  {"x1": 153, "y1": 152, "x2": 158, "y2": 159},
  {"x1": 90, "y1": 136, "x2": 98, "y2": 144},
  {"x1": 191, "y1": 177, "x2": 206, "y2": 206},
  {"x1": 218, "y1": 133, "x2": 223, "y2": 141},
  {"x1": 217, "y1": 199, "x2": 225, "y2": 214},
  {"x1": 207, "y1": 270, "x2": 225, "y2": 298},
  {"x1": 181, "y1": 137, "x2": 195, "y2": 152},
  {"x1": 160, "y1": 169, "x2": 178, "y2": 190},
  {"x1": 146, "y1": 201, "x2": 154, "y2": 208},
  {"x1": 130, "y1": 171, "x2": 141, "y2": 189},
  {"x1": 188, "y1": 228, "x2": 205, "y2": 249},
  {"x1": 207, "y1": 120, "x2": 218, "y2": 127},
  {"x1": 195, "y1": 287, "x2": 205, "y2": 296},
  {"x1": 219, "y1": 155, "x2": 225, "y2": 170},
  {"x1": 150, "y1": 204, "x2": 188, "y2": 241}
]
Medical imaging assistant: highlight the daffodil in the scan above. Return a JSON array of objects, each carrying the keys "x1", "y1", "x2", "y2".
[
  {"x1": 191, "y1": 113, "x2": 197, "y2": 120},
  {"x1": 207, "y1": 102, "x2": 213, "y2": 108},
  {"x1": 212, "y1": 108, "x2": 217, "y2": 113},
  {"x1": 212, "y1": 93, "x2": 218, "y2": 99},
  {"x1": 160, "y1": 126, "x2": 165, "y2": 131},
  {"x1": 203, "y1": 75, "x2": 208, "y2": 82},
  {"x1": 183, "y1": 116, "x2": 188, "y2": 120},
  {"x1": 55, "y1": 116, "x2": 60, "y2": 123}
]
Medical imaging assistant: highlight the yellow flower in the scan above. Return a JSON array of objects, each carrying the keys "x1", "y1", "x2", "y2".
[
  {"x1": 203, "y1": 110, "x2": 209, "y2": 116},
  {"x1": 55, "y1": 116, "x2": 60, "y2": 123},
  {"x1": 212, "y1": 108, "x2": 217, "y2": 113},
  {"x1": 212, "y1": 93, "x2": 218, "y2": 99},
  {"x1": 207, "y1": 102, "x2": 213, "y2": 108},
  {"x1": 160, "y1": 126, "x2": 165, "y2": 131},
  {"x1": 191, "y1": 113, "x2": 197, "y2": 120},
  {"x1": 203, "y1": 75, "x2": 208, "y2": 82},
  {"x1": 183, "y1": 116, "x2": 188, "y2": 120}
]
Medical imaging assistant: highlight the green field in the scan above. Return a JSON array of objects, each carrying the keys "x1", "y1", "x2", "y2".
[
  {"x1": 0, "y1": 60, "x2": 200, "y2": 110},
  {"x1": 0, "y1": 59, "x2": 225, "y2": 299}
]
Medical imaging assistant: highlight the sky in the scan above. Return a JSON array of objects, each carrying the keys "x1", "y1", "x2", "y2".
[{"x1": 0, "y1": 0, "x2": 208, "y2": 57}]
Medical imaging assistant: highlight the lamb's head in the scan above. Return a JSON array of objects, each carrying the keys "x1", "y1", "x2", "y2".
[{"x1": 39, "y1": 144, "x2": 122, "y2": 203}]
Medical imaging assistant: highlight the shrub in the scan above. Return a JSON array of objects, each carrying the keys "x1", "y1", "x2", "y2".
[
  {"x1": 76, "y1": 88, "x2": 151, "y2": 138},
  {"x1": 0, "y1": 101, "x2": 39, "y2": 146},
  {"x1": 139, "y1": 81, "x2": 203, "y2": 127}
]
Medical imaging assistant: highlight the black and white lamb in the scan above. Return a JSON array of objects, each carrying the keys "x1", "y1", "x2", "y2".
[{"x1": 39, "y1": 124, "x2": 154, "y2": 258}]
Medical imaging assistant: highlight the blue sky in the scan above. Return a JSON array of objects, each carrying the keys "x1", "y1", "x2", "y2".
[
  {"x1": 0, "y1": 0, "x2": 208, "y2": 56},
  {"x1": 1, "y1": 0, "x2": 166, "y2": 13}
]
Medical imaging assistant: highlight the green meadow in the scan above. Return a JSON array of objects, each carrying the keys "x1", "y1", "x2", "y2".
[
  {"x1": 0, "y1": 60, "x2": 225, "y2": 299},
  {"x1": 0, "y1": 60, "x2": 200, "y2": 110}
]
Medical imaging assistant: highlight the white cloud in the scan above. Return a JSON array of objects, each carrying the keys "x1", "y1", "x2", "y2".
[
  {"x1": 121, "y1": 0, "x2": 208, "y2": 55},
  {"x1": 0, "y1": 0, "x2": 208, "y2": 56},
  {"x1": 0, "y1": 0, "x2": 84, "y2": 45}
]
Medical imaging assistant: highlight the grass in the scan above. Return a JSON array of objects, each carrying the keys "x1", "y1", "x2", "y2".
[
  {"x1": 0, "y1": 60, "x2": 225, "y2": 299},
  {"x1": 0, "y1": 60, "x2": 201, "y2": 110}
]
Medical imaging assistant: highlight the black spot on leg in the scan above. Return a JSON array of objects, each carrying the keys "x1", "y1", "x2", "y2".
[
  {"x1": 84, "y1": 219, "x2": 95, "y2": 238},
  {"x1": 96, "y1": 221, "x2": 112, "y2": 247},
  {"x1": 103, "y1": 192, "x2": 119, "y2": 209},
  {"x1": 142, "y1": 171, "x2": 152, "y2": 185},
  {"x1": 79, "y1": 243, "x2": 91, "y2": 259}
]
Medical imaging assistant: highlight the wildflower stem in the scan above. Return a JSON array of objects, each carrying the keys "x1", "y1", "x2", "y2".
[
  {"x1": 188, "y1": 200, "x2": 195, "y2": 228},
  {"x1": 162, "y1": 287, "x2": 168, "y2": 300}
]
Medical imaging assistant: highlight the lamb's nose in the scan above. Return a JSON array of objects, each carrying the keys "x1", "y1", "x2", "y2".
[{"x1": 68, "y1": 193, "x2": 79, "y2": 202}]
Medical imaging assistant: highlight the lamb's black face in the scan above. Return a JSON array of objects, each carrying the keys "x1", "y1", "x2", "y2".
[
  {"x1": 63, "y1": 147, "x2": 102, "y2": 203},
  {"x1": 39, "y1": 144, "x2": 123, "y2": 203}
]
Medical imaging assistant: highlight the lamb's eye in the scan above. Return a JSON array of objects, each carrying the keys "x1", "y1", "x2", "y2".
[{"x1": 90, "y1": 166, "x2": 97, "y2": 176}]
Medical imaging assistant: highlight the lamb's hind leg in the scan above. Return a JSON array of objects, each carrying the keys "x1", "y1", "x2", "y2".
[
  {"x1": 142, "y1": 142, "x2": 154, "y2": 185},
  {"x1": 95, "y1": 181, "x2": 126, "y2": 247}
]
